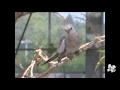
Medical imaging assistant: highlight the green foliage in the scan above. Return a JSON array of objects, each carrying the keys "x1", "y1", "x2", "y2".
[
  {"x1": 95, "y1": 56, "x2": 105, "y2": 71},
  {"x1": 15, "y1": 12, "x2": 86, "y2": 73},
  {"x1": 97, "y1": 50, "x2": 105, "y2": 54},
  {"x1": 61, "y1": 52, "x2": 85, "y2": 72},
  {"x1": 95, "y1": 50, "x2": 105, "y2": 71},
  {"x1": 47, "y1": 43, "x2": 56, "y2": 54}
]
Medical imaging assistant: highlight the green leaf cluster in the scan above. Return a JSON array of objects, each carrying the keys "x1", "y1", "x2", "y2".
[{"x1": 95, "y1": 50, "x2": 105, "y2": 71}]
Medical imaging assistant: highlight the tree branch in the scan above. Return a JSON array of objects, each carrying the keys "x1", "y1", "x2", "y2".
[
  {"x1": 36, "y1": 35, "x2": 105, "y2": 78},
  {"x1": 55, "y1": 12, "x2": 69, "y2": 24},
  {"x1": 18, "y1": 35, "x2": 105, "y2": 78}
]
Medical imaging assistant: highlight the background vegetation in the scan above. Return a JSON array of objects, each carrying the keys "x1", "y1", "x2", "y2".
[{"x1": 15, "y1": 12, "x2": 86, "y2": 73}]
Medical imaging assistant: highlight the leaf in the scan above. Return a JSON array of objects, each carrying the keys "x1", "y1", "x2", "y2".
[
  {"x1": 97, "y1": 50, "x2": 105, "y2": 54},
  {"x1": 95, "y1": 56, "x2": 105, "y2": 71}
]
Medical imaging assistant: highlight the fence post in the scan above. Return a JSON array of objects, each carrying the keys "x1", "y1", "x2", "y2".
[{"x1": 48, "y1": 12, "x2": 51, "y2": 47}]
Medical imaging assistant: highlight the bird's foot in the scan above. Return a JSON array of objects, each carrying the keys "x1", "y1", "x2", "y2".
[
  {"x1": 74, "y1": 50, "x2": 80, "y2": 56},
  {"x1": 57, "y1": 59, "x2": 61, "y2": 63},
  {"x1": 67, "y1": 53, "x2": 74, "y2": 60}
]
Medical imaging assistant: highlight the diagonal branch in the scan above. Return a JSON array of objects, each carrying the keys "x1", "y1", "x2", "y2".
[
  {"x1": 35, "y1": 35, "x2": 105, "y2": 78},
  {"x1": 55, "y1": 12, "x2": 69, "y2": 24},
  {"x1": 18, "y1": 35, "x2": 105, "y2": 78}
]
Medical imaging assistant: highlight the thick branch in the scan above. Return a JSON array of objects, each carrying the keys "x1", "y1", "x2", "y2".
[
  {"x1": 35, "y1": 35, "x2": 105, "y2": 78},
  {"x1": 18, "y1": 34, "x2": 105, "y2": 78}
]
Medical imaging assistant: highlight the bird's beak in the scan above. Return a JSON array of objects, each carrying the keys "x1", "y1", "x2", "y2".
[{"x1": 65, "y1": 29, "x2": 69, "y2": 34}]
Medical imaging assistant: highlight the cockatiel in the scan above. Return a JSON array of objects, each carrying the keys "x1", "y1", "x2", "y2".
[{"x1": 41, "y1": 24, "x2": 82, "y2": 66}]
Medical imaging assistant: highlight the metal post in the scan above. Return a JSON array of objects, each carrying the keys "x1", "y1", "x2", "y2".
[
  {"x1": 63, "y1": 66, "x2": 66, "y2": 78},
  {"x1": 48, "y1": 12, "x2": 51, "y2": 47}
]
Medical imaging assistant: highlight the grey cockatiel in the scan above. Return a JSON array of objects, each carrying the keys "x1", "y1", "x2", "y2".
[{"x1": 41, "y1": 24, "x2": 82, "y2": 66}]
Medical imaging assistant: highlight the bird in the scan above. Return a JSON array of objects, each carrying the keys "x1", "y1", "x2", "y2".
[{"x1": 40, "y1": 23, "x2": 82, "y2": 66}]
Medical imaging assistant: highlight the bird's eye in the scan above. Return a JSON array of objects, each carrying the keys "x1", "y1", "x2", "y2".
[{"x1": 69, "y1": 27, "x2": 72, "y2": 30}]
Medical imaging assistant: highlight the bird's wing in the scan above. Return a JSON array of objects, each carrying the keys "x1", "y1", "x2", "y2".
[
  {"x1": 57, "y1": 35, "x2": 66, "y2": 53},
  {"x1": 40, "y1": 36, "x2": 66, "y2": 66}
]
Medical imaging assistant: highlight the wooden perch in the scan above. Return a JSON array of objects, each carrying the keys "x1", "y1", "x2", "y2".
[
  {"x1": 17, "y1": 35, "x2": 105, "y2": 78},
  {"x1": 36, "y1": 35, "x2": 105, "y2": 78}
]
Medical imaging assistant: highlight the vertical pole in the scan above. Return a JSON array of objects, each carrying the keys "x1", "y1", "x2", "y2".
[
  {"x1": 63, "y1": 66, "x2": 66, "y2": 78},
  {"x1": 48, "y1": 12, "x2": 51, "y2": 47},
  {"x1": 47, "y1": 12, "x2": 52, "y2": 71}
]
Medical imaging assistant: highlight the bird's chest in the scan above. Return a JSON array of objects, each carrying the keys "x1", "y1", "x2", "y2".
[
  {"x1": 65, "y1": 36, "x2": 78, "y2": 47},
  {"x1": 65, "y1": 36, "x2": 80, "y2": 54}
]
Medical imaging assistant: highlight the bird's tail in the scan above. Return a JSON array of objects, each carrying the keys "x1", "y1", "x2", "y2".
[{"x1": 40, "y1": 52, "x2": 59, "y2": 66}]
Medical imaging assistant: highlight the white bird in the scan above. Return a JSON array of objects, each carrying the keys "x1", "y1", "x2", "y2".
[{"x1": 41, "y1": 24, "x2": 82, "y2": 66}]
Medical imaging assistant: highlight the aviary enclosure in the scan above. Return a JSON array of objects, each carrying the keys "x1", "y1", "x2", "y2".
[{"x1": 15, "y1": 12, "x2": 105, "y2": 78}]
